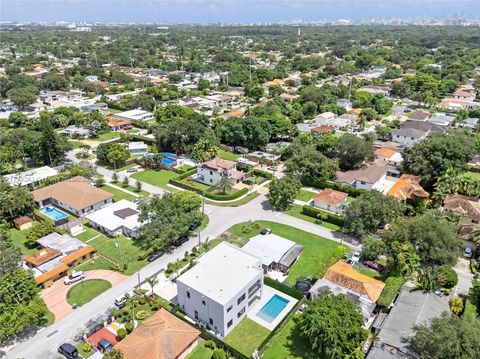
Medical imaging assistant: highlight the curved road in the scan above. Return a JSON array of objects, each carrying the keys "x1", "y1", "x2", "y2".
[{"x1": 5, "y1": 154, "x2": 359, "y2": 358}]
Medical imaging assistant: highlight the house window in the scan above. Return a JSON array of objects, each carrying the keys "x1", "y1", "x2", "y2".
[
  {"x1": 227, "y1": 319, "x2": 233, "y2": 328},
  {"x1": 360, "y1": 181, "x2": 366, "y2": 185},
  {"x1": 202, "y1": 300, "x2": 206, "y2": 306},
  {"x1": 473, "y1": 220, "x2": 479, "y2": 224},
  {"x1": 210, "y1": 171, "x2": 213, "y2": 175},
  {"x1": 194, "y1": 311, "x2": 198, "y2": 320},
  {"x1": 237, "y1": 293, "x2": 246, "y2": 305},
  {"x1": 227, "y1": 305, "x2": 233, "y2": 313},
  {"x1": 237, "y1": 307, "x2": 245, "y2": 318},
  {"x1": 210, "y1": 179, "x2": 213, "y2": 183},
  {"x1": 187, "y1": 291, "x2": 190, "y2": 299},
  {"x1": 209, "y1": 318, "x2": 213, "y2": 325}
]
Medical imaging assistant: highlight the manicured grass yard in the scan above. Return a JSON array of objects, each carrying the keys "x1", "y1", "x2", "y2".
[
  {"x1": 358, "y1": 267, "x2": 383, "y2": 280},
  {"x1": 9, "y1": 228, "x2": 36, "y2": 255},
  {"x1": 462, "y1": 171, "x2": 480, "y2": 180},
  {"x1": 131, "y1": 169, "x2": 179, "y2": 191},
  {"x1": 226, "y1": 221, "x2": 346, "y2": 285},
  {"x1": 101, "y1": 185, "x2": 138, "y2": 202},
  {"x1": 263, "y1": 315, "x2": 318, "y2": 359},
  {"x1": 283, "y1": 204, "x2": 341, "y2": 232},
  {"x1": 68, "y1": 140, "x2": 84, "y2": 149},
  {"x1": 204, "y1": 192, "x2": 260, "y2": 207},
  {"x1": 94, "y1": 131, "x2": 120, "y2": 141},
  {"x1": 66, "y1": 279, "x2": 112, "y2": 307},
  {"x1": 224, "y1": 317, "x2": 270, "y2": 357},
  {"x1": 185, "y1": 341, "x2": 214, "y2": 359},
  {"x1": 75, "y1": 226, "x2": 100, "y2": 242},
  {"x1": 219, "y1": 149, "x2": 240, "y2": 161},
  {"x1": 296, "y1": 189, "x2": 316, "y2": 203}
]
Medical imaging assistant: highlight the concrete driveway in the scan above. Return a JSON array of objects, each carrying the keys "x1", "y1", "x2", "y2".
[
  {"x1": 453, "y1": 257, "x2": 474, "y2": 297},
  {"x1": 40, "y1": 270, "x2": 128, "y2": 322}
]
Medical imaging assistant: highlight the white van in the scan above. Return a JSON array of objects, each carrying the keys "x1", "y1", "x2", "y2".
[
  {"x1": 114, "y1": 290, "x2": 134, "y2": 308},
  {"x1": 64, "y1": 271, "x2": 85, "y2": 285}
]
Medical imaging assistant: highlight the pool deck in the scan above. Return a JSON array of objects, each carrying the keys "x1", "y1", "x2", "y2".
[
  {"x1": 42, "y1": 206, "x2": 69, "y2": 221},
  {"x1": 247, "y1": 285, "x2": 298, "y2": 331}
]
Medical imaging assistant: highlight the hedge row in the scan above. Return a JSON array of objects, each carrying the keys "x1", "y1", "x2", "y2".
[
  {"x1": 204, "y1": 188, "x2": 248, "y2": 201},
  {"x1": 301, "y1": 205, "x2": 345, "y2": 227},
  {"x1": 305, "y1": 179, "x2": 368, "y2": 198},
  {"x1": 377, "y1": 276, "x2": 404, "y2": 308},
  {"x1": 130, "y1": 134, "x2": 156, "y2": 144},
  {"x1": 264, "y1": 277, "x2": 304, "y2": 300},
  {"x1": 251, "y1": 169, "x2": 273, "y2": 180}
]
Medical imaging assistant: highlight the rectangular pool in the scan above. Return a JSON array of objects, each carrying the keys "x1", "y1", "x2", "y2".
[
  {"x1": 256, "y1": 294, "x2": 290, "y2": 323},
  {"x1": 42, "y1": 206, "x2": 68, "y2": 221}
]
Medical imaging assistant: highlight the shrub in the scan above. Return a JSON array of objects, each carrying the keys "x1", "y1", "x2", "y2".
[
  {"x1": 362, "y1": 237, "x2": 388, "y2": 261},
  {"x1": 264, "y1": 277, "x2": 303, "y2": 300},
  {"x1": 241, "y1": 222, "x2": 260, "y2": 233},
  {"x1": 377, "y1": 276, "x2": 404, "y2": 307},
  {"x1": 212, "y1": 348, "x2": 227, "y2": 359},
  {"x1": 438, "y1": 265, "x2": 458, "y2": 289},
  {"x1": 450, "y1": 297, "x2": 464, "y2": 315},
  {"x1": 136, "y1": 310, "x2": 149, "y2": 320},
  {"x1": 125, "y1": 322, "x2": 134, "y2": 333},
  {"x1": 204, "y1": 340, "x2": 217, "y2": 350},
  {"x1": 82, "y1": 343, "x2": 92, "y2": 353},
  {"x1": 117, "y1": 328, "x2": 127, "y2": 340},
  {"x1": 251, "y1": 169, "x2": 273, "y2": 180},
  {"x1": 301, "y1": 205, "x2": 345, "y2": 226},
  {"x1": 139, "y1": 298, "x2": 146, "y2": 305}
]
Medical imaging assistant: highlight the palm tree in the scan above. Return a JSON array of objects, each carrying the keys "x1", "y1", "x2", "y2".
[
  {"x1": 146, "y1": 277, "x2": 158, "y2": 297},
  {"x1": 470, "y1": 226, "x2": 480, "y2": 244},
  {"x1": 215, "y1": 176, "x2": 232, "y2": 194}
]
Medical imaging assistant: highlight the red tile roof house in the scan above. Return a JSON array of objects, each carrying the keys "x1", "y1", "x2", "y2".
[{"x1": 312, "y1": 189, "x2": 348, "y2": 215}]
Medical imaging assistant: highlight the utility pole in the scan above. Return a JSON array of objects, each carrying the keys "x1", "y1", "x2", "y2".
[{"x1": 249, "y1": 57, "x2": 252, "y2": 82}]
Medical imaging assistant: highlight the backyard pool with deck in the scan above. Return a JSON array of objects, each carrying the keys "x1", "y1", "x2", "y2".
[
  {"x1": 42, "y1": 206, "x2": 68, "y2": 221},
  {"x1": 256, "y1": 294, "x2": 290, "y2": 323}
]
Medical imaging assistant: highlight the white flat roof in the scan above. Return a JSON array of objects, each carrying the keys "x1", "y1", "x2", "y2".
[
  {"x1": 116, "y1": 109, "x2": 154, "y2": 120},
  {"x1": 177, "y1": 242, "x2": 263, "y2": 305},
  {"x1": 241, "y1": 234, "x2": 295, "y2": 267},
  {"x1": 128, "y1": 141, "x2": 148, "y2": 150},
  {"x1": 3, "y1": 166, "x2": 59, "y2": 186},
  {"x1": 86, "y1": 199, "x2": 141, "y2": 232}
]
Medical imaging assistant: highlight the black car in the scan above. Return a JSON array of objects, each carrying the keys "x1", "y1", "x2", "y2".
[
  {"x1": 58, "y1": 343, "x2": 79, "y2": 358},
  {"x1": 147, "y1": 250, "x2": 162, "y2": 262},
  {"x1": 242, "y1": 179, "x2": 254, "y2": 186},
  {"x1": 189, "y1": 220, "x2": 201, "y2": 231},
  {"x1": 260, "y1": 228, "x2": 272, "y2": 235},
  {"x1": 98, "y1": 338, "x2": 113, "y2": 353},
  {"x1": 174, "y1": 236, "x2": 189, "y2": 247}
]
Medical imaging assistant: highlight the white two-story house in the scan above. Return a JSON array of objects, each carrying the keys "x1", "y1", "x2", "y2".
[
  {"x1": 176, "y1": 242, "x2": 264, "y2": 337},
  {"x1": 196, "y1": 157, "x2": 245, "y2": 186}
]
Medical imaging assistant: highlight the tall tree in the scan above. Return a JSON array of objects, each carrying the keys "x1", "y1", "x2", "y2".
[
  {"x1": 284, "y1": 145, "x2": 338, "y2": 184},
  {"x1": 267, "y1": 177, "x2": 301, "y2": 211},
  {"x1": 39, "y1": 116, "x2": 65, "y2": 165},
  {"x1": 0, "y1": 180, "x2": 35, "y2": 222},
  {"x1": 215, "y1": 176, "x2": 233, "y2": 195},
  {"x1": 336, "y1": 134, "x2": 374, "y2": 171},
  {"x1": 297, "y1": 291, "x2": 367, "y2": 359}
]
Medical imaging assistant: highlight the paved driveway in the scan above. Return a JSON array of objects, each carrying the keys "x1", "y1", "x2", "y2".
[
  {"x1": 453, "y1": 257, "x2": 473, "y2": 297},
  {"x1": 41, "y1": 270, "x2": 128, "y2": 322}
]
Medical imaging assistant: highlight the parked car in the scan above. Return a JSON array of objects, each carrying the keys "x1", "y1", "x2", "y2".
[
  {"x1": 98, "y1": 338, "x2": 113, "y2": 353},
  {"x1": 114, "y1": 290, "x2": 135, "y2": 308},
  {"x1": 189, "y1": 220, "x2": 201, "y2": 231},
  {"x1": 267, "y1": 166, "x2": 277, "y2": 171},
  {"x1": 64, "y1": 271, "x2": 85, "y2": 285},
  {"x1": 260, "y1": 228, "x2": 272, "y2": 235},
  {"x1": 147, "y1": 250, "x2": 162, "y2": 262},
  {"x1": 242, "y1": 179, "x2": 254, "y2": 186},
  {"x1": 58, "y1": 343, "x2": 79, "y2": 358},
  {"x1": 351, "y1": 251, "x2": 361, "y2": 262},
  {"x1": 362, "y1": 261, "x2": 384, "y2": 272},
  {"x1": 174, "y1": 236, "x2": 189, "y2": 247},
  {"x1": 464, "y1": 247, "x2": 473, "y2": 258},
  {"x1": 346, "y1": 258, "x2": 355, "y2": 266},
  {"x1": 127, "y1": 167, "x2": 138, "y2": 173}
]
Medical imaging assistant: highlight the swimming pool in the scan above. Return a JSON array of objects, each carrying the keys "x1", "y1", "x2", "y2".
[
  {"x1": 160, "y1": 152, "x2": 177, "y2": 159},
  {"x1": 42, "y1": 206, "x2": 68, "y2": 221},
  {"x1": 256, "y1": 294, "x2": 290, "y2": 323},
  {"x1": 162, "y1": 158, "x2": 176, "y2": 166}
]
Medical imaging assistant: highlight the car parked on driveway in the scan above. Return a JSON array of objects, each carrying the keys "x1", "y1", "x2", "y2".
[
  {"x1": 260, "y1": 228, "x2": 272, "y2": 235},
  {"x1": 188, "y1": 220, "x2": 201, "y2": 231},
  {"x1": 242, "y1": 179, "x2": 254, "y2": 186},
  {"x1": 126, "y1": 167, "x2": 138, "y2": 173},
  {"x1": 351, "y1": 251, "x2": 361, "y2": 262},
  {"x1": 98, "y1": 338, "x2": 113, "y2": 353},
  {"x1": 174, "y1": 236, "x2": 189, "y2": 247},
  {"x1": 464, "y1": 246, "x2": 473, "y2": 258},
  {"x1": 64, "y1": 271, "x2": 85, "y2": 285},
  {"x1": 58, "y1": 343, "x2": 79, "y2": 358}
]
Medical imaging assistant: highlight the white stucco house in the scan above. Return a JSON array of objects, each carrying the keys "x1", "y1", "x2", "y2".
[
  {"x1": 127, "y1": 141, "x2": 148, "y2": 155},
  {"x1": 335, "y1": 165, "x2": 388, "y2": 192},
  {"x1": 176, "y1": 242, "x2": 264, "y2": 337},
  {"x1": 196, "y1": 157, "x2": 245, "y2": 186},
  {"x1": 86, "y1": 200, "x2": 142, "y2": 238}
]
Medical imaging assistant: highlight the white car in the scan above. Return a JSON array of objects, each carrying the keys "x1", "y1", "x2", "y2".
[
  {"x1": 64, "y1": 271, "x2": 85, "y2": 285},
  {"x1": 351, "y1": 251, "x2": 361, "y2": 262}
]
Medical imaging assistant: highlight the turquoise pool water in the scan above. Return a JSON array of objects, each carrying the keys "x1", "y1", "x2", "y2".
[
  {"x1": 257, "y1": 294, "x2": 289, "y2": 323},
  {"x1": 42, "y1": 206, "x2": 68, "y2": 221}
]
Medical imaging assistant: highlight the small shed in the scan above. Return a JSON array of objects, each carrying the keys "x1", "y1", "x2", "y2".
[
  {"x1": 64, "y1": 218, "x2": 84, "y2": 236},
  {"x1": 13, "y1": 216, "x2": 33, "y2": 231}
]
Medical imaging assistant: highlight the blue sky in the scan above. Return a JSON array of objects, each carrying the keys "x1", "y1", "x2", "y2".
[{"x1": 2, "y1": 0, "x2": 479, "y2": 23}]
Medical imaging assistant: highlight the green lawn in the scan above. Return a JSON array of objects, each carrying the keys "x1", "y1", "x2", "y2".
[
  {"x1": 204, "y1": 192, "x2": 260, "y2": 207},
  {"x1": 68, "y1": 140, "x2": 84, "y2": 149},
  {"x1": 263, "y1": 315, "x2": 318, "y2": 359},
  {"x1": 296, "y1": 189, "x2": 316, "y2": 202},
  {"x1": 283, "y1": 204, "x2": 342, "y2": 232},
  {"x1": 94, "y1": 131, "x2": 120, "y2": 142},
  {"x1": 75, "y1": 257, "x2": 117, "y2": 272},
  {"x1": 226, "y1": 221, "x2": 346, "y2": 285},
  {"x1": 185, "y1": 341, "x2": 214, "y2": 359},
  {"x1": 101, "y1": 185, "x2": 138, "y2": 202},
  {"x1": 462, "y1": 171, "x2": 480, "y2": 180},
  {"x1": 66, "y1": 279, "x2": 112, "y2": 307},
  {"x1": 108, "y1": 108, "x2": 122, "y2": 114},
  {"x1": 75, "y1": 226, "x2": 100, "y2": 242},
  {"x1": 118, "y1": 183, "x2": 149, "y2": 197},
  {"x1": 178, "y1": 164, "x2": 195, "y2": 173},
  {"x1": 76, "y1": 342, "x2": 93, "y2": 358},
  {"x1": 9, "y1": 228, "x2": 36, "y2": 255},
  {"x1": 219, "y1": 149, "x2": 240, "y2": 161},
  {"x1": 43, "y1": 309, "x2": 55, "y2": 327},
  {"x1": 131, "y1": 169, "x2": 179, "y2": 191},
  {"x1": 358, "y1": 267, "x2": 383, "y2": 280},
  {"x1": 224, "y1": 317, "x2": 270, "y2": 357},
  {"x1": 86, "y1": 234, "x2": 148, "y2": 275}
]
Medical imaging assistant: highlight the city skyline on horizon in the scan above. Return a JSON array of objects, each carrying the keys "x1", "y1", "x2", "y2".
[{"x1": 2, "y1": 0, "x2": 480, "y2": 23}]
